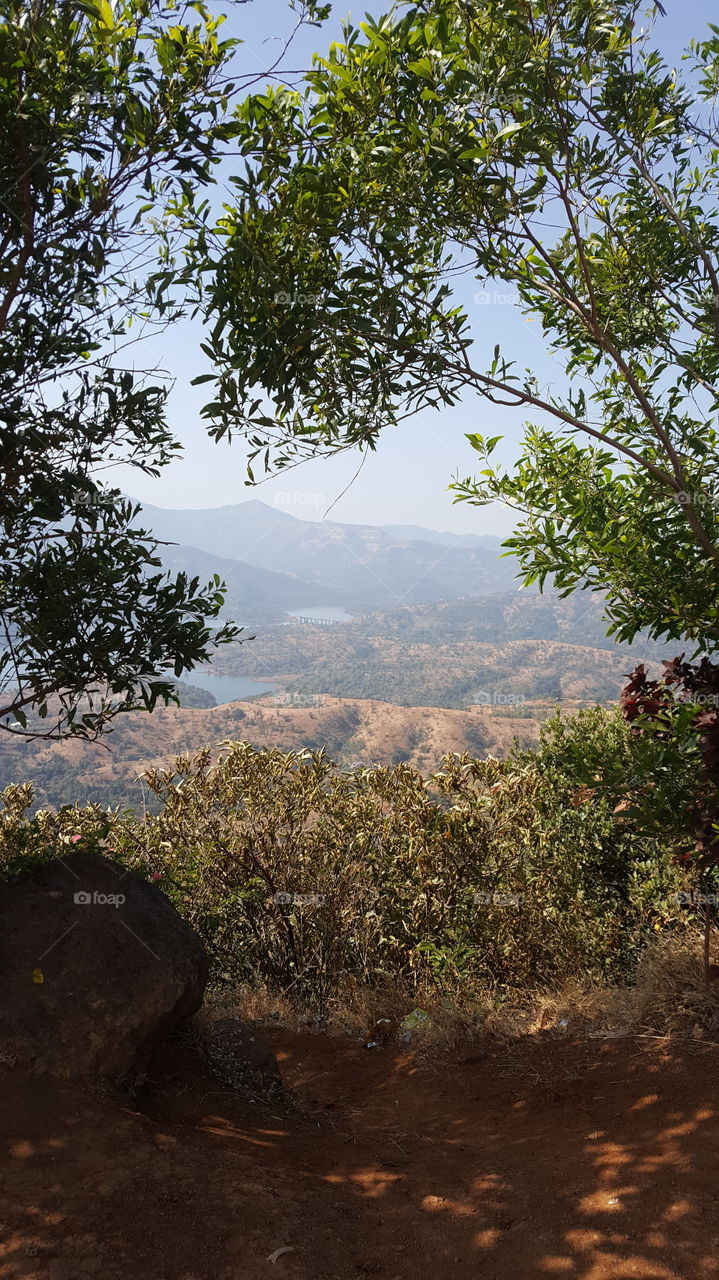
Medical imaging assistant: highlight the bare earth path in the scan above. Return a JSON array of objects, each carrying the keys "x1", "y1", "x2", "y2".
[{"x1": 2, "y1": 1030, "x2": 719, "y2": 1280}]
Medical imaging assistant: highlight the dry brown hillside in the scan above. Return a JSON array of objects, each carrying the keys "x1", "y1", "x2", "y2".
[{"x1": 0, "y1": 695, "x2": 553, "y2": 811}]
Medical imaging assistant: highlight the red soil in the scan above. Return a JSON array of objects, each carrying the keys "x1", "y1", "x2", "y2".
[{"x1": 2, "y1": 1029, "x2": 719, "y2": 1279}]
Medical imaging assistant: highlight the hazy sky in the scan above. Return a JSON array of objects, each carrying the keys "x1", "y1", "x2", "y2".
[{"x1": 113, "y1": 0, "x2": 714, "y2": 535}]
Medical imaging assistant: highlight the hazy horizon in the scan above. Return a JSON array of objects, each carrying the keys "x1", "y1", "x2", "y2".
[{"x1": 127, "y1": 491, "x2": 506, "y2": 539}]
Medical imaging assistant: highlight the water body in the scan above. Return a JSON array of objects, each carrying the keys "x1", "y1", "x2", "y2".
[
  {"x1": 174, "y1": 672, "x2": 277, "y2": 704},
  {"x1": 286, "y1": 606, "x2": 355, "y2": 623}
]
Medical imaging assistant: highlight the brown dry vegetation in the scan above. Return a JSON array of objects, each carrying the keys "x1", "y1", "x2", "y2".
[{"x1": 0, "y1": 695, "x2": 553, "y2": 810}]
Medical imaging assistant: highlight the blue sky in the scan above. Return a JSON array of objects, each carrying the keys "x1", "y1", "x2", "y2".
[{"x1": 113, "y1": 0, "x2": 716, "y2": 535}]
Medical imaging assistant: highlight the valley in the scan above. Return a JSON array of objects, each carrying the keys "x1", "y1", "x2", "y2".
[{"x1": 0, "y1": 503, "x2": 673, "y2": 811}]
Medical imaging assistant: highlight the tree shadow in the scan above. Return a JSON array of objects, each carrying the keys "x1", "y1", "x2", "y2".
[{"x1": 1, "y1": 1034, "x2": 718, "y2": 1279}]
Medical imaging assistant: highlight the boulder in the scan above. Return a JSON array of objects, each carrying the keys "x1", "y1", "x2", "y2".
[{"x1": 0, "y1": 851, "x2": 207, "y2": 1079}]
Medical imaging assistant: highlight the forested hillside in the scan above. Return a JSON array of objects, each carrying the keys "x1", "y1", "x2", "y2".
[{"x1": 209, "y1": 591, "x2": 663, "y2": 708}]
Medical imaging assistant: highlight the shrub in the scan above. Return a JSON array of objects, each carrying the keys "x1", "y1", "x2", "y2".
[
  {"x1": 0, "y1": 711, "x2": 690, "y2": 1014},
  {"x1": 0, "y1": 784, "x2": 119, "y2": 883},
  {"x1": 106, "y1": 720, "x2": 685, "y2": 1009}
]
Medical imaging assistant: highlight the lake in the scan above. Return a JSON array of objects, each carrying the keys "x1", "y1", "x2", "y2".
[{"x1": 173, "y1": 672, "x2": 277, "y2": 704}]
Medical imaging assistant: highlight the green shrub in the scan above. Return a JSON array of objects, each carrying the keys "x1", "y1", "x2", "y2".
[
  {"x1": 0, "y1": 784, "x2": 120, "y2": 883},
  {"x1": 0, "y1": 710, "x2": 690, "y2": 1012},
  {"x1": 107, "y1": 717, "x2": 685, "y2": 1007}
]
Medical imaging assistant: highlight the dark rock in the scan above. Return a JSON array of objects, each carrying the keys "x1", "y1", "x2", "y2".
[{"x1": 0, "y1": 851, "x2": 207, "y2": 1078}]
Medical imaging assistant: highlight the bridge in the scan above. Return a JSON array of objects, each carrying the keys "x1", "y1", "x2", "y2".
[{"x1": 293, "y1": 615, "x2": 341, "y2": 627}]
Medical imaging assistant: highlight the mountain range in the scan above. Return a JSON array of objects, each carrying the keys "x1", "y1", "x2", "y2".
[
  {"x1": 0, "y1": 501, "x2": 680, "y2": 811},
  {"x1": 132, "y1": 498, "x2": 521, "y2": 619}
]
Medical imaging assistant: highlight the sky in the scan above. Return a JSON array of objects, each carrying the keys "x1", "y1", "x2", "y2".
[{"x1": 112, "y1": 0, "x2": 716, "y2": 536}]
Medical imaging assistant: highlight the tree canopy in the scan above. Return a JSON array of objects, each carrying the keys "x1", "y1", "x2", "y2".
[
  {"x1": 0, "y1": 0, "x2": 325, "y2": 739},
  {"x1": 197, "y1": 0, "x2": 719, "y2": 652}
]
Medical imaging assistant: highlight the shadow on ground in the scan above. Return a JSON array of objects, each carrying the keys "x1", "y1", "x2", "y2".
[{"x1": 1, "y1": 1030, "x2": 718, "y2": 1279}]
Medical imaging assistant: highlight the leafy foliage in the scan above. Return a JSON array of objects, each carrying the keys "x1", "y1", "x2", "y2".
[
  {"x1": 1, "y1": 705, "x2": 699, "y2": 1008},
  {"x1": 0, "y1": 783, "x2": 116, "y2": 882},
  {"x1": 94, "y1": 721, "x2": 683, "y2": 1006},
  {"x1": 0, "y1": 0, "x2": 326, "y2": 739},
  {"x1": 197, "y1": 0, "x2": 719, "y2": 651},
  {"x1": 615, "y1": 658, "x2": 719, "y2": 871}
]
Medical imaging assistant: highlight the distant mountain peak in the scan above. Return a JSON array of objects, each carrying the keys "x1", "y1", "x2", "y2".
[{"x1": 128, "y1": 497, "x2": 518, "y2": 618}]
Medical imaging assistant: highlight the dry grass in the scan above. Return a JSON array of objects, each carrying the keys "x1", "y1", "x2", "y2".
[
  {"x1": 209, "y1": 928, "x2": 719, "y2": 1055},
  {"x1": 511, "y1": 931, "x2": 719, "y2": 1042},
  {"x1": 215, "y1": 978, "x2": 491, "y2": 1051},
  {"x1": 620, "y1": 929, "x2": 719, "y2": 1039}
]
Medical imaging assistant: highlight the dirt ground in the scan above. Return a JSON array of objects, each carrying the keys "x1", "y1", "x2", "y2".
[{"x1": 2, "y1": 1028, "x2": 719, "y2": 1280}]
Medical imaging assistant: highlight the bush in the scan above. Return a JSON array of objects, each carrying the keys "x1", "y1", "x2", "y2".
[
  {"x1": 0, "y1": 710, "x2": 690, "y2": 1015},
  {"x1": 0, "y1": 784, "x2": 120, "y2": 883},
  {"x1": 105, "y1": 715, "x2": 685, "y2": 1008}
]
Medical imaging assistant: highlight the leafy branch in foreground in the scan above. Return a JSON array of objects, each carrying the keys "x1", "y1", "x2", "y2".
[{"x1": 0, "y1": 0, "x2": 324, "y2": 739}]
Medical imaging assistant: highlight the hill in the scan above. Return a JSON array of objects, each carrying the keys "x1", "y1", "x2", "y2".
[
  {"x1": 0, "y1": 589, "x2": 670, "y2": 809},
  {"x1": 194, "y1": 586, "x2": 673, "y2": 711},
  {"x1": 135, "y1": 498, "x2": 521, "y2": 614},
  {"x1": 0, "y1": 694, "x2": 547, "y2": 811},
  {"x1": 157, "y1": 543, "x2": 342, "y2": 624},
  {"x1": 378, "y1": 524, "x2": 505, "y2": 551},
  {"x1": 342, "y1": 590, "x2": 673, "y2": 655}
]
